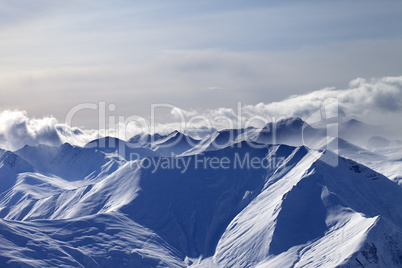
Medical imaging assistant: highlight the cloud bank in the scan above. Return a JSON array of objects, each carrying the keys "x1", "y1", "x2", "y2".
[
  {"x1": 167, "y1": 76, "x2": 402, "y2": 131},
  {"x1": 244, "y1": 76, "x2": 402, "y2": 119},
  {"x1": 0, "y1": 110, "x2": 98, "y2": 151},
  {"x1": 0, "y1": 76, "x2": 401, "y2": 151}
]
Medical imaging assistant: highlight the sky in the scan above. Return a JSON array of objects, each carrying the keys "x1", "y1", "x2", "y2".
[{"x1": 1, "y1": 0, "x2": 402, "y2": 135}]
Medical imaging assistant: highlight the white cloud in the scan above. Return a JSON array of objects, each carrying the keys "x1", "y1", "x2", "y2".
[
  {"x1": 1, "y1": 76, "x2": 401, "y2": 150},
  {"x1": 206, "y1": 86, "x2": 224, "y2": 91},
  {"x1": 157, "y1": 76, "x2": 402, "y2": 133},
  {"x1": 0, "y1": 110, "x2": 100, "y2": 151}
]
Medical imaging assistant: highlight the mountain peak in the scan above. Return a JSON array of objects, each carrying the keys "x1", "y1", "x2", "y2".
[
  {"x1": 85, "y1": 136, "x2": 126, "y2": 148},
  {"x1": 0, "y1": 150, "x2": 34, "y2": 173}
]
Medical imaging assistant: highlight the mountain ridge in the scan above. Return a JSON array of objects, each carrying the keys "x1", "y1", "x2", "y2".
[{"x1": 0, "y1": 118, "x2": 401, "y2": 267}]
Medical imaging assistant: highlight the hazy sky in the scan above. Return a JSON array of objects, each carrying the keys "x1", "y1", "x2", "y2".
[{"x1": 1, "y1": 0, "x2": 402, "y2": 128}]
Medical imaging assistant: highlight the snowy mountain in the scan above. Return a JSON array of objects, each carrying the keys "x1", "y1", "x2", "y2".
[
  {"x1": 181, "y1": 117, "x2": 324, "y2": 156},
  {"x1": 212, "y1": 150, "x2": 402, "y2": 267},
  {"x1": 318, "y1": 137, "x2": 402, "y2": 185},
  {"x1": 0, "y1": 118, "x2": 402, "y2": 267},
  {"x1": 339, "y1": 119, "x2": 380, "y2": 147},
  {"x1": 251, "y1": 117, "x2": 326, "y2": 147},
  {"x1": 0, "y1": 150, "x2": 34, "y2": 195},
  {"x1": 127, "y1": 131, "x2": 201, "y2": 156}
]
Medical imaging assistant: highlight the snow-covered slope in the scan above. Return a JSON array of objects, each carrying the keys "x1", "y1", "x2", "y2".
[
  {"x1": 148, "y1": 131, "x2": 201, "y2": 156},
  {"x1": 182, "y1": 128, "x2": 252, "y2": 155},
  {"x1": 319, "y1": 137, "x2": 402, "y2": 185},
  {"x1": 0, "y1": 213, "x2": 184, "y2": 267},
  {"x1": 0, "y1": 150, "x2": 34, "y2": 195},
  {"x1": 252, "y1": 117, "x2": 326, "y2": 147},
  {"x1": 15, "y1": 143, "x2": 122, "y2": 182},
  {"x1": 339, "y1": 119, "x2": 380, "y2": 147},
  {"x1": 209, "y1": 150, "x2": 402, "y2": 267},
  {"x1": 0, "y1": 119, "x2": 402, "y2": 267}
]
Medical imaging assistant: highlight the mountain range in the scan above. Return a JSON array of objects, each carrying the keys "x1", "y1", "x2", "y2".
[{"x1": 0, "y1": 118, "x2": 401, "y2": 267}]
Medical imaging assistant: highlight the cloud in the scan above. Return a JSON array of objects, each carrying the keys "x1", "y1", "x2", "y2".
[
  {"x1": 159, "y1": 76, "x2": 402, "y2": 133},
  {"x1": 2, "y1": 39, "x2": 402, "y2": 131},
  {"x1": 0, "y1": 76, "x2": 401, "y2": 150},
  {"x1": 252, "y1": 76, "x2": 402, "y2": 118},
  {"x1": 1, "y1": 0, "x2": 402, "y2": 132},
  {"x1": 0, "y1": 110, "x2": 100, "y2": 151},
  {"x1": 0, "y1": 110, "x2": 59, "y2": 150},
  {"x1": 206, "y1": 86, "x2": 224, "y2": 91}
]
